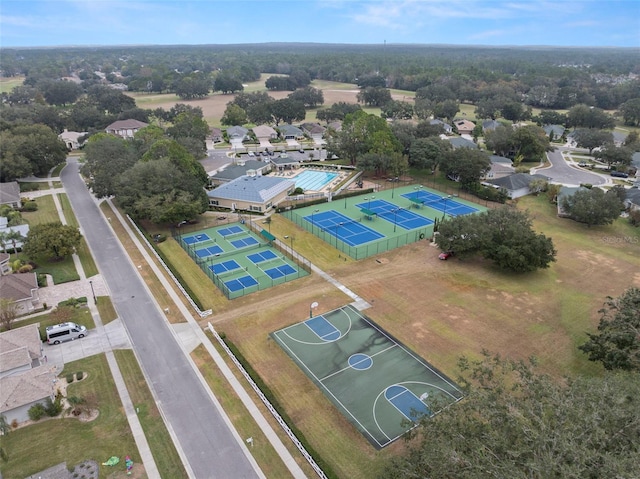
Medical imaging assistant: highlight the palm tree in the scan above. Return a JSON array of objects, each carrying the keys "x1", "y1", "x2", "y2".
[
  {"x1": 5, "y1": 230, "x2": 24, "y2": 260},
  {"x1": 0, "y1": 232, "x2": 8, "y2": 255}
]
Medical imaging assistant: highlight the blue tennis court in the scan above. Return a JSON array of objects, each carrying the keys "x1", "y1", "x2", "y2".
[
  {"x1": 303, "y1": 210, "x2": 385, "y2": 246},
  {"x1": 182, "y1": 233, "x2": 211, "y2": 245},
  {"x1": 218, "y1": 225, "x2": 244, "y2": 237},
  {"x1": 264, "y1": 264, "x2": 297, "y2": 279},
  {"x1": 230, "y1": 236, "x2": 259, "y2": 248},
  {"x1": 357, "y1": 199, "x2": 433, "y2": 230},
  {"x1": 247, "y1": 250, "x2": 278, "y2": 264},
  {"x1": 402, "y1": 191, "x2": 478, "y2": 216},
  {"x1": 195, "y1": 245, "x2": 224, "y2": 258},
  {"x1": 209, "y1": 259, "x2": 241, "y2": 275},
  {"x1": 225, "y1": 275, "x2": 259, "y2": 292}
]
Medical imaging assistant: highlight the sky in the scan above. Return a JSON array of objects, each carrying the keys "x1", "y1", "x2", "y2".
[{"x1": 0, "y1": 0, "x2": 639, "y2": 48}]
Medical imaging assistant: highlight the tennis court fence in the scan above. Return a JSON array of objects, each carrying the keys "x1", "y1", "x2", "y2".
[{"x1": 282, "y1": 210, "x2": 433, "y2": 260}]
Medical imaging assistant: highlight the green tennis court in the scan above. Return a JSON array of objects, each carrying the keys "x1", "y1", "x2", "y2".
[{"x1": 270, "y1": 305, "x2": 463, "y2": 448}]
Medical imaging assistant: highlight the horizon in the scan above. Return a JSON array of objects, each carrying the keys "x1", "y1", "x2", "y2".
[{"x1": 1, "y1": 1, "x2": 639, "y2": 49}]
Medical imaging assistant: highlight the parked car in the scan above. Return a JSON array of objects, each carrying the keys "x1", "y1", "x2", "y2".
[
  {"x1": 610, "y1": 171, "x2": 629, "y2": 178},
  {"x1": 298, "y1": 148, "x2": 305, "y2": 153},
  {"x1": 438, "y1": 251, "x2": 454, "y2": 260},
  {"x1": 577, "y1": 161, "x2": 587, "y2": 167},
  {"x1": 248, "y1": 151, "x2": 255, "y2": 157}
]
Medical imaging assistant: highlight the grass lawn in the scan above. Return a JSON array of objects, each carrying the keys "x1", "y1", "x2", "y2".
[
  {"x1": 4, "y1": 306, "x2": 96, "y2": 335},
  {"x1": 113, "y1": 349, "x2": 188, "y2": 479},
  {"x1": 20, "y1": 194, "x2": 60, "y2": 225},
  {"x1": 21, "y1": 252, "x2": 80, "y2": 284},
  {"x1": 0, "y1": 354, "x2": 140, "y2": 479},
  {"x1": 0, "y1": 76, "x2": 24, "y2": 93},
  {"x1": 59, "y1": 193, "x2": 99, "y2": 278},
  {"x1": 97, "y1": 296, "x2": 118, "y2": 325},
  {"x1": 18, "y1": 181, "x2": 52, "y2": 192}
]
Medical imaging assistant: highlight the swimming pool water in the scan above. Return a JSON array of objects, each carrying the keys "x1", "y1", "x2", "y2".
[{"x1": 295, "y1": 170, "x2": 338, "y2": 191}]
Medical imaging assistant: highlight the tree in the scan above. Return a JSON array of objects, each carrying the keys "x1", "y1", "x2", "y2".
[
  {"x1": 619, "y1": 98, "x2": 640, "y2": 126},
  {"x1": 41, "y1": 80, "x2": 82, "y2": 106},
  {"x1": 435, "y1": 208, "x2": 556, "y2": 272},
  {"x1": 579, "y1": 288, "x2": 640, "y2": 371},
  {"x1": 0, "y1": 298, "x2": 19, "y2": 331},
  {"x1": 533, "y1": 110, "x2": 567, "y2": 126},
  {"x1": 23, "y1": 223, "x2": 82, "y2": 260},
  {"x1": 484, "y1": 125, "x2": 514, "y2": 158},
  {"x1": 269, "y1": 98, "x2": 306, "y2": 125},
  {"x1": 175, "y1": 74, "x2": 211, "y2": 99},
  {"x1": 81, "y1": 134, "x2": 138, "y2": 198},
  {"x1": 87, "y1": 85, "x2": 136, "y2": 114},
  {"x1": 213, "y1": 73, "x2": 243, "y2": 94},
  {"x1": 166, "y1": 109, "x2": 209, "y2": 159},
  {"x1": 381, "y1": 100, "x2": 414, "y2": 120},
  {"x1": 595, "y1": 144, "x2": 633, "y2": 169},
  {"x1": 356, "y1": 87, "x2": 392, "y2": 107},
  {"x1": 220, "y1": 103, "x2": 248, "y2": 126},
  {"x1": 432, "y1": 99, "x2": 459, "y2": 122},
  {"x1": 287, "y1": 86, "x2": 324, "y2": 108},
  {"x1": 567, "y1": 104, "x2": 615, "y2": 129},
  {"x1": 560, "y1": 188, "x2": 624, "y2": 227},
  {"x1": 573, "y1": 129, "x2": 613, "y2": 154},
  {"x1": 380, "y1": 353, "x2": 640, "y2": 479},
  {"x1": 115, "y1": 159, "x2": 208, "y2": 224},
  {"x1": 316, "y1": 102, "x2": 362, "y2": 122},
  {"x1": 441, "y1": 149, "x2": 491, "y2": 188},
  {"x1": 409, "y1": 137, "x2": 451, "y2": 171},
  {"x1": 510, "y1": 125, "x2": 550, "y2": 162}
]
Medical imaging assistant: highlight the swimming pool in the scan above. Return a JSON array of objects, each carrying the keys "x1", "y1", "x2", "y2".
[{"x1": 295, "y1": 170, "x2": 338, "y2": 191}]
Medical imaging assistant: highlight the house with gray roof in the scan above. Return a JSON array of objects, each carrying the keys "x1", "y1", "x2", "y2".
[
  {"x1": 209, "y1": 127, "x2": 223, "y2": 144},
  {"x1": 612, "y1": 131, "x2": 627, "y2": 146},
  {"x1": 207, "y1": 174, "x2": 295, "y2": 213},
  {"x1": 278, "y1": 124, "x2": 304, "y2": 140},
  {"x1": 632, "y1": 152, "x2": 640, "y2": 179},
  {"x1": 105, "y1": 119, "x2": 148, "y2": 138},
  {"x1": 0, "y1": 252, "x2": 9, "y2": 275},
  {"x1": 448, "y1": 137, "x2": 478, "y2": 149},
  {"x1": 226, "y1": 126, "x2": 249, "y2": 141},
  {"x1": 482, "y1": 119, "x2": 502, "y2": 132},
  {"x1": 0, "y1": 273, "x2": 40, "y2": 314},
  {"x1": 301, "y1": 122, "x2": 326, "y2": 139},
  {"x1": 430, "y1": 119, "x2": 453, "y2": 134},
  {"x1": 484, "y1": 155, "x2": 515, "y2": 180},
  {"x1": 556, "y1": 185, "x2": 588, "y2": 217},
  {"x1": 0, "y1": 182, "x2": 21, "y2": 208},
  {"x1": 208, "y1": 160, "x2": 271, "y2": 187},
  {"x1": 543, "y1": 124, "x2": 565, "y2": 139},
  {"x1": 485, "y1": 173, "x2": 550, "y2": 199},
  {"x1": 0, "y1": 323, "x2": 52, "y2": 424},
  {"x1": 625, "y1": 188, "x2": 640, "y2": 212}
]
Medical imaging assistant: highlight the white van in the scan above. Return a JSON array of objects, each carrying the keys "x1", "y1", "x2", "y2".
[{"x1": 46, "y1": 322, "x2": 87, "y2": 345}]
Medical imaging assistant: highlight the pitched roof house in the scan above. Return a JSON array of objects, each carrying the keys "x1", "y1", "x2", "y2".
[
  {"x1": 485, "y1": 173, "x2": 550, "y2": 199},
  {"x1": 105, "y1": 119, "x2": 149, "y2": 138},
  {"x1": 207, "y1": 174, "x2": 295, "y2": 213},
  {"x1": 448, "y1": 137, "x2": 478, "y2": 149},
  {"x1": 278, "y1": 124, "x2": 304, "y2": 140},
  {"x1": 625, "y1": 188, "x2": 640, "y2": 212},
  {"x1": 252, "y1": 125, "x2": 278, "y2": 140},
  {"x1": 208, "y1": 160, "x2": 272, "y2": 187},
  {"x1": 0, "y1": 182, "x2": 22, "y2": 208},
  {"x1": 429, "y1": 119, "x2": 453, "y2": 134},
  {"x1": 0, "y1": 324, "x2": 52, "y2": 424},
  {"x1": 301, "y1": 123, "x2": 326, "y2": 138},
  {"x1": 482, "y1": 119, "x2": 502, "y2": 132},
  {"x1": 543, "y1": 124, "x2": 565, "y2": 138},
  {"x1": 58, "y1": 129, "x2": 87, "y2": 150},
  {"x1": 226, "y1": 126, "x2": 249, "y2": 140},
  {"x1": 0, "y1": 273, "x2": 40, "y2": 314},
  {"x1": 453, "y1": 119, "x2": 476, "y2": 135},
  {"x1": 485, "y1": 155, "x2": 515, "y2": 180},
  {"x1": 0, "y1": 252, "x2": 9, "y2": 275},
  {"x1": 209, "y1": 127, "x2": 223, "y2": 143}
]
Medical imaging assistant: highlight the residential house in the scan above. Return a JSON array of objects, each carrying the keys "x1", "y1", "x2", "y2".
[
  {"x1": 482, "y1": 119, "x2": 502, "y2": 132},
  {"x1": 429, "y1": 119, "x2": 453, "y2": 134},
  {"x1": 632, "y1": 152, "x2": 640, "y2": 179},
  {"x1": 209, "y1": 127, "x2": 223, "y2": 144},
  {"x1": 448, "y1": 137, "x2": 478, "y2": 149},
  {"x1": 301, "y1": 123, "x2": 326, "y2": 140},
  {"x1": 0, "y1": 273, "x2": 40, "y2": 314},
  {"x1": 207, "y1": 174, "x2": 295, "y2": 213},
  {"x1": 0, "y1": 216, "x2": 29, "y2": 250},
  {"x1": 0, "y1": 253, "x2": 9, "y2": 275},
  {"x1": 484, "y1": 156, "x2": 515, "y2": 180},
  {"x1": 278, "y1": 124, "x2": 304, "y2": 141},
  {"x1": 252, "y1": 125, "x2": 278, "y2": 141},
  {"x1": 485, "y1": 173, "x2": 550, "y2": 199},
  {"x1": 0, "y1": 324, "x2": 53, "y2": 424},
  {"x1": 556, "y1": 186, "x2": 588, "y2": 217},
  {"x1": 0, "y1": 182, "x2": 22, "y2": 209},
  {"x1": 208, "y1": 160, "x2": 271, "y2": 187},
  {"x1": 58, "y1": 129, "x2": 87, "y2": 150},
  {"x1": 543, "y1": 124, "x2": 565, "y2": 140},
  {"x1": 105, "y1": 119, "x2": 149, "y2": 139},
  {"x1": 625, "y1": 188, "x2": 640, "y2": 212},
  {"x1": 612, "y1": 131, "x2": 627, "y2": 147},
  {"x1": 327, "y1": 121, "x2": 342, "y2": 133},
  {"x1": 453, "y1": 119, "x2": 476, "y2": 136},
  {"x1": 226, "y1": 126, "x2": 249, "y2": 141}
]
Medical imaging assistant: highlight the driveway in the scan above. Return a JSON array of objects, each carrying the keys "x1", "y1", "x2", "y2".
[{"x1": 534, "y1": 147, "x2": 608, "y2": 186}]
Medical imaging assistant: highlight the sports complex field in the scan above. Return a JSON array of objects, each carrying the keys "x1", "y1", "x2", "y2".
[
  {"x1": 271, "y1": 305, "x2": 463, "y2": 448},
  {"x1": 175, "y1": 223, "x2": 309, "y2": 299},
  {"x1": 283, "y1": 184, "x2": 484, "y2": 259}
]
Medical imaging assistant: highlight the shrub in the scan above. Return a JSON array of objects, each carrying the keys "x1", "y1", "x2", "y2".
[
  {"x1": 66, "y1": 374, "x2": 75, "y2": 383},
  {"x1": 20, "y1": 201, "x2": 38, "y2": 212},
  {"x1": 17, "y1": 264, "x2": 33, "y2": 273},
  {"x1": 28, "y1": 403, "x2": 47, "y2": 421},
  {"x1": 19, "y1": 183, "x2": 39, "y2": 192},
  {"x1": 10, "y1": 419, "x2": 18, "y2": 429},
  {"x1": 45, "y1": 394, "x2": 63, "y2": 416},
  {"x1": 629, "y1": 209, "x2": 640, "y2": 227},
  {"x1": 37, "y1": 273, "x2": 48, "y2": 287},
  {"x1": 76, "y1": 371, "x2": 84, "y2": 380}
]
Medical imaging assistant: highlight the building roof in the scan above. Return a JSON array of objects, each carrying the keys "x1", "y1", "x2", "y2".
[
  {"x1": 327, "y1": 121, "x2": 342, "y2": 132},
  {"x1": 209, "y1": 127, "x2": 222, "y2": 138},
  {"x1": 252, "y1": 125, "x2": 277, "y2": 138},
  {"x1": 0, "y1": 273, "x2": 38, "y2": 302},
  {"x1": 429, "y1": 119, "x2": 452, "y2": 131},
  {"x1": 0, "y1": 323, "x2": 42, "y2": 363},
  {"x1": 0, "y1": 365, "x2": 55, "y2": 414},
  {"x1": 490, "y1": 155, "x2": 513, "y2": 165},
  {"x1": 270, "y1": 157, "x2": 301, "y2": 166},
  {"x1": 226, "y1": 126, "x2": 248, "y2": 138},
  {"x1": 487, "y1": 173, "x2": 549, "y2": 191},
  {"x1": 0, "y1": 182, "x2": 21, "y2": 205},
  {"x1": 207, "y1": 175, "x2": 294, "y2": 204},
  {"x1": 58, "y1": 129, "x2": 87, "y2": 142},
  {"x1": 632, "y1": 152, "x2": 640, "y2": 169},
  {"x1": 453, "y1": 119, "x2": 476, "y2": 131},
  {"x1": 482, "y1": 119, "x2": 502, "y2": 131},
  {"x1": 626, "y1": 187, "x2": 640, "y2": 207},
  {"x1": 448, "y1": 137, "x2": 478, "y2": 149},
  {"x1": 301, "y1": 123, "x2": 326, "y2": 135},
  {"x1": 543, "y1": 124, "x2": 565, "y2": 137},
  {"x1": 278, "y1": 124, "x2": 303, "y2": 136},
  {"x1": 210, "y1": 160, "x2": 268, "y2": 181},
  {"x1": 0, "y1": 218, "x2": 29, "y2": 248},
  {"x1": 105, "y1": 119, "x2": 148, "y2": 131}
]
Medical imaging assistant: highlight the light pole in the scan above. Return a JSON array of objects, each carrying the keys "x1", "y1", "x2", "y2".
[
  {"x1": 442, "y1": 195, "x2": 452, "y2": 219},
  {"x1": 368, "y1": 196, "x2": 375, "y2": 209},
  {"x1": 393, "y1": 208, "x2": 400, "y2": 233},
  {"x1": 284, "y1": 235, "x2": 294, "y2": 253},
  {"x1": 311, "y1": 209, "x2": 319, "y2": 234},
  {"x1": 310, "y1": 301, "x2": 318, "y2": 319},
  {"x1": 335, "y1": 222, "x2": 343, "y2": 248},
  {"x1": 89, "y1": 280, "x2": 97, "y2": 304}
]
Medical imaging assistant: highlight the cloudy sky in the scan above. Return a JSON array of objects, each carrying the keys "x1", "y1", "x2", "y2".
[{"x1": 1, "y1": 0, "x2": 638, "y2": 48}]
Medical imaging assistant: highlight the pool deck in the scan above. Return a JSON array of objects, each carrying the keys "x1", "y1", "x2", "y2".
[{"x1": 272, "y1": 167, "x2": 350, "y2": 193}]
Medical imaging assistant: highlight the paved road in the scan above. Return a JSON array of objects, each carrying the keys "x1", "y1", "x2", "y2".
[
  {"x1": 535, "y1": 147, "x2": 607, "y2": 186},
  {"x1": 61, "y1": 158, "x2": 262, "y2": 479}
]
